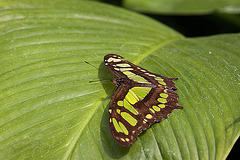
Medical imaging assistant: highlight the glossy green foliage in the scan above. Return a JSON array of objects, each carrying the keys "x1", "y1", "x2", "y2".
[
  {"x1": 123, "y1": 0, "x2": 240, "y2": 14},
  {"x1": 0, "y1": 0, "x2": 239, "y2": 159}
]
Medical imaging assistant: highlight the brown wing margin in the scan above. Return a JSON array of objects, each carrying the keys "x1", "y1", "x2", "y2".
[
  {"x1": 109, "y1": 85, "x2": 182, "y2": 147},
  {"x1": 105, "y1": 54, "x2": 183, "y2": 146},
  {"x1": 108, "y1": 85, "x2": 150, "y2": 146},
  {"x1": 104, "y1": 54, "x2": 178, "y2": 89},
  {"x1": 104, "y1": 54, "x2": 127, "y2": 79},
  {"x1": 134, "y1": 86, "x2": 183, "y2": 125}
]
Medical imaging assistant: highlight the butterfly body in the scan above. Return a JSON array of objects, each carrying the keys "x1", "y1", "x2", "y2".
[{"x1": 104, "y1": 54, "x2": 182, "y2": 146}]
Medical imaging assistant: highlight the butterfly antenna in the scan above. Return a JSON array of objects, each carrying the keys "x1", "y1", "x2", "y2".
[
  {"x1": 88, "y1": 79, "x2": 109, "y2": 83},
  {"x1": 84, "y1": 61, "x2": 113, "y2": 79}
]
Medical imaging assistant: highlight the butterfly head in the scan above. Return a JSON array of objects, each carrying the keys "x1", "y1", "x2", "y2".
[
  {"x1": 111, "y1": 78, "x2": 118, "y2": 86},
  {"x1": 111, "y1": 78, "x2": 130, "y2": 87}
]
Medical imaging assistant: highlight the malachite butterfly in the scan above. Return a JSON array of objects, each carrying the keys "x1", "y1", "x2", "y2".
[{"x1": 104, "y1": 54, "x2": 183, "y2": 147}]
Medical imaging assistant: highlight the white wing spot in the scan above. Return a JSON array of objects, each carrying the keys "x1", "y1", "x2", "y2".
[
  {"x1": 107, "y1": 57, "x2": 121, "y2": 63},
  {"x1": 145, "y1": 73, "x2": 155, "y2": 77},
  {"x1": 116, "y1": 63, "x2": 131, "y2": 67}
]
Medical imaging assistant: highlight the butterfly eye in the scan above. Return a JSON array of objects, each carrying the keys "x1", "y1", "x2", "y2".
[{"x1": 111, "y1": 79, "x2": 117, "y2": 85}]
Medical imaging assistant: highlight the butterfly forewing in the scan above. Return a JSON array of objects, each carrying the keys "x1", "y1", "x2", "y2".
[{"x1": 104, "y1": 54, "x2": 183, "y2": 147}]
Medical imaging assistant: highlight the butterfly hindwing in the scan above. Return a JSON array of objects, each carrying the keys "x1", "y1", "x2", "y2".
[
  {"x1": 109, "y1": 85, "x2": 150, "y2": 146},
  {"x1": 104, "y1": 54, "x2": 183, "y2": 146}
]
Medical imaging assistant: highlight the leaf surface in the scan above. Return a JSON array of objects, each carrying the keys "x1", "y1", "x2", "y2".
[
  {"x1": 123, "y1": 0, "x2": 240, "y2": 14},
  {"x1": 0, "y1": 0, "x2": 239, "y2": 159}
]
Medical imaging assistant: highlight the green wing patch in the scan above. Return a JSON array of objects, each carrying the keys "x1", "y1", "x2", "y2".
[{"x1": 104, "y1": 54, "x2": 183, "y2": 147}]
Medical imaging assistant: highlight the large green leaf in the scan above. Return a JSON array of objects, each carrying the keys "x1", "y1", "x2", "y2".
[
  {"x1": 123, "y1": 0, "x2": 240, "y2": 15},
  {"x1": 0, "y1": 0, "x2": 239, "y2": 159}
]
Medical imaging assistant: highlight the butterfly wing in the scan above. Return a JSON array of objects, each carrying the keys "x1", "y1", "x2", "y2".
[
  {"x1": 104, "y1": 54, "x2": 177, "y2": 89},
  {"x1": 104, "y1": 54, "x2": 183, "y2": 146},
  {"x1": 108, "y1": 84, "x2": 150, "y2": 146}
]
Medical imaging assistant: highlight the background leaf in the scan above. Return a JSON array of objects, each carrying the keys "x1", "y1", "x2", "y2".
[
  {"x1": 123, "y1": 0, "x2": 240, "y2": 14},
  {"x1": 0, "y1": 0, "x2": 239, "y2": 159}
]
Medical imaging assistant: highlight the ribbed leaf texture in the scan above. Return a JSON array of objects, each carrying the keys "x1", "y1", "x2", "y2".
[{"x1": 0, "y1": 0, "x2": 239, "y2": 159}]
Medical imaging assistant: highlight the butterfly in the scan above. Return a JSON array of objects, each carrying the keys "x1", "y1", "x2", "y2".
[{"x1": 104, "y1": 54, "x2": 183, "y2": 147}]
